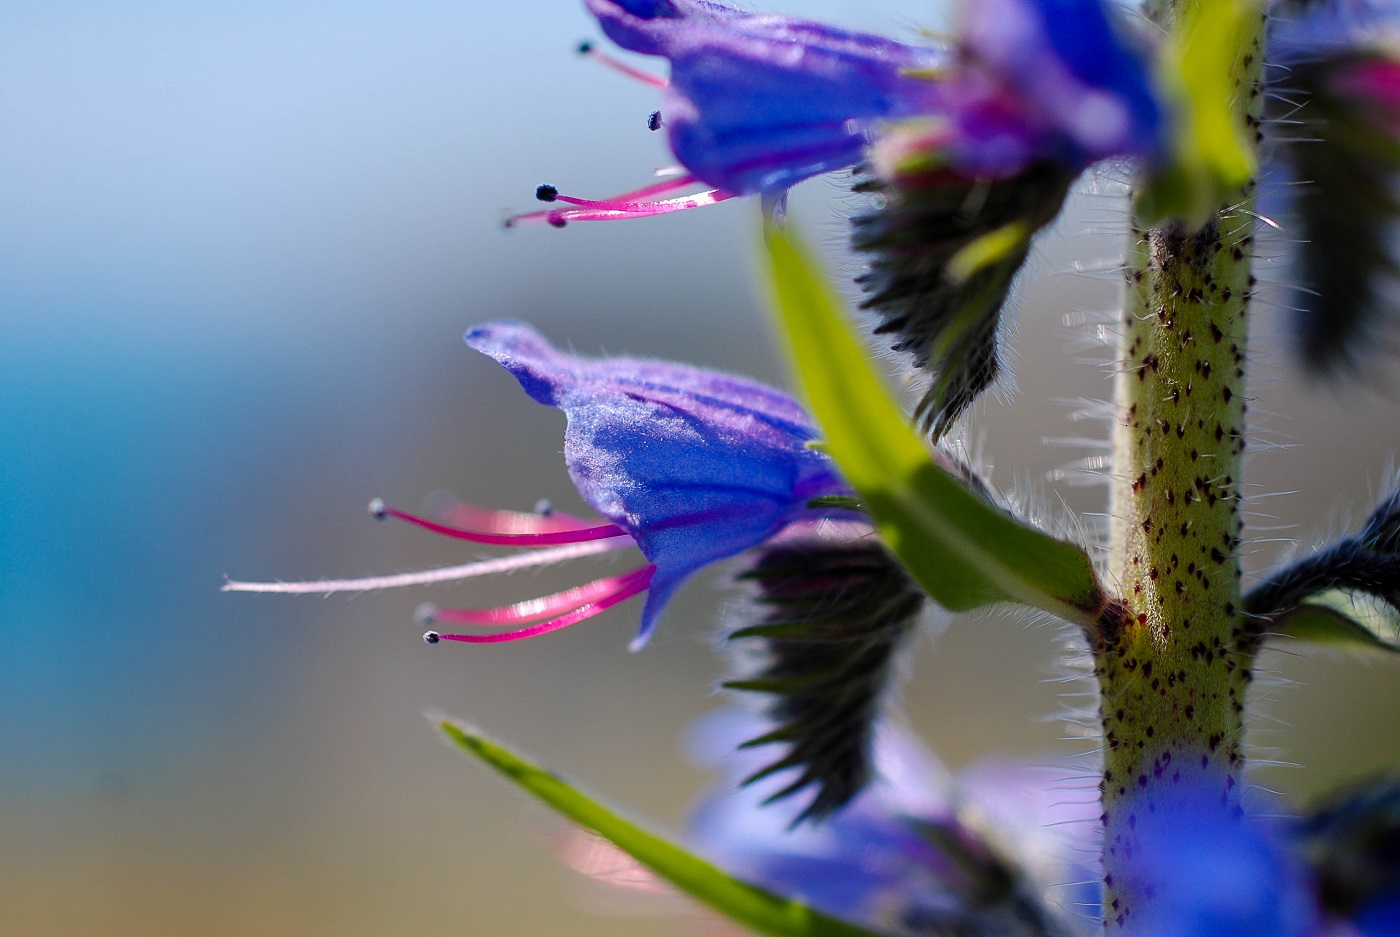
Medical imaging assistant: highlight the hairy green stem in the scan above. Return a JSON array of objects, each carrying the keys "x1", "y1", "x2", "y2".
[{"x1": 1098, "y1": 2, "x2": 1266, "y2": 929}]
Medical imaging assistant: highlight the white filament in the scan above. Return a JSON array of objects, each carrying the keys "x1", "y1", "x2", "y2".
[{"x1": 222, "y1": 536, "x2": 637, "y2": 594}]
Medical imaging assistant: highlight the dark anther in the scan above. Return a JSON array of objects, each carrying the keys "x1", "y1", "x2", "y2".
[
  {"x1": 368, "y1": 497, "x2": 388, "y2": 520},
  {"x1": 423, "y1": 631, "x2": 441, "y2": 645},
  {"x1": 535, "y1": 184, "x2": 559, "y2": 202},
  {"x1": 647, "y1": 110, "x2": 662, "y2": 131},
  {"x1": 576, "y1": 40, "x2": 593, "y2": 55}
]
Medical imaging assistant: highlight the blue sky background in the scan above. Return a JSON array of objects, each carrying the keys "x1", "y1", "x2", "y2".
[{"x1": 3, "y1": 3, "x2": 1399, "y2": 935}]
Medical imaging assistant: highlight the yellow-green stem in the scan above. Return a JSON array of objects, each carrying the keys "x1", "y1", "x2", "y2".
[{"x1": 1099, "y1": 2, "x2": 1266, "y2": 930}]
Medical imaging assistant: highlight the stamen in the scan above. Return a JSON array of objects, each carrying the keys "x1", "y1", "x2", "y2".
[
  {"x1": 508, "y1": 188, "x2": 738, "y2": 226},
  {"x1": 647, "y1": 111, "x2": 662, "y2": 132},
  {"x1": 577, "y1": 40, "x2": 668, "y2": 89},
  {"x1": 426, "y1": 565, "x2": 656, "y2": 644},
  {"x1": 512, "y1": 174, "x2": 703, "y2": 227},
  {"x1": 434, "y1": 500, "x2": 599, "y2": 536},
  {"x1": 222, "y1": 535, "x2": 637, "y2": 594},
  {"x1": 380, "y1": 503, "x2": 627, "y2": 546},
  {"x1": 419, "y1": 567, "x2": 654, "y2": 626}
]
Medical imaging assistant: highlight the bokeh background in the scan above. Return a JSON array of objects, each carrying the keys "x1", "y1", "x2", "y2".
[{"x1": 3, "y1": 2, "x2": 1399, "y2": 935}]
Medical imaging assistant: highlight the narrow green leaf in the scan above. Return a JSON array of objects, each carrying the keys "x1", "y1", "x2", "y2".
[
  {"x1": 1274, "y1": 593, "x2": 1400, "y2": 654},
  {"x1": 437, "y1": 719, "x2": 892, "y2": 937},
  {"x1": 1174, "y1": 0, "x2": 1256, "y2": 187},
  {"x1": 761, "y1": 225, "x2": 1103, "y2": 625},
  {"x1": 1139, "y1": 0, "x2": 1260, "y2": 226}
]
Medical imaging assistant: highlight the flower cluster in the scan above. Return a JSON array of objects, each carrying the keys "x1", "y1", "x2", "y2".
[{"x1": 229, "y1": 0, "x2": 1400, "y2": 934}]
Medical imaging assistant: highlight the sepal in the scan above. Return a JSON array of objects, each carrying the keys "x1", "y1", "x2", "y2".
[
  {"x1": 723, "y1": 530, "x2": 927, "y2": 821},
  {"x1": 1245, "y1": 489, "x2": 1400, "y2": 652},
  {"x1": 852, "y1": 153, "x2": 1073, "y2": 440}
]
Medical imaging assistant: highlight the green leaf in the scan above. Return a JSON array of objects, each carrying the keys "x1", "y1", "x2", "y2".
[
  {"x1": 1273, "y1": 592, "x2": 1400, "y2": 654},
  {"x1": 437, "y1": 719, "x2": 893, "y2": 937},
  {"x1": 1139, "y1": 0, "x2": 1260, "y2": 226},
  {"x1": 761, "y1": 225, "x2": 1103, "y2": 625}
]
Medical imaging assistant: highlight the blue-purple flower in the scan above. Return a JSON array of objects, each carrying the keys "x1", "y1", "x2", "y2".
[
  {"x1": 653, "y1": 713, "x2": 1400, "y2": 937},
  {"x1": 1111, "y1": 779, "x2": 1318, "y2": 937},
  {"x1": 677, "y1": 711, "x2": 1101, "y2": 935},
  {"x1": 944, "y1": 0, "x2": 1163, "y2": 174},
  {"x1": 510, "y1": 0, "x2": 1162, "y2": 226},
  {"x1": 225, "y1": 321, "x2": 849, "y2": 650}
]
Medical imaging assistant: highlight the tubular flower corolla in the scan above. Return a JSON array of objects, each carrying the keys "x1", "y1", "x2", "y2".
[
  {"x1": 224, "y1": 321, "x2": 850, "y2": 650},
  {"x1": 509, "y1": 0, "x2": 1162, "y2": 226}
]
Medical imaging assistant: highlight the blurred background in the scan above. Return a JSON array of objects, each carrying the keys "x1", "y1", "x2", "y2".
[{"x1": 3, "y1": 2, "x2": 1399, "y2": 935}]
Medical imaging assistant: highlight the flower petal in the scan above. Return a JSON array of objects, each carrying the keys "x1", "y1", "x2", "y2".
[
  {"x1": 466, "y1": 320, "x2": 849, "y2": 642},
  {"x1": 952, "y1": 0, "x2": 1162, "y2": 171},
  {"x1": 585, "y1": 0, "x2": 942, "y2": 193}
]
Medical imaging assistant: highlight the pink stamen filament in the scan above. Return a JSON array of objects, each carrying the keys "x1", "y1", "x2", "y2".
[
  {"x1": 423, "y1": 567, "x2": 651, "y2": 626},
  {"x1": 510, "y1": 188, "x2": 738, "y2": 227},
  {"x1": 222, "y1": 535, "x2": 638, "y2": 594},
  {"x1": 382, "y1": 504, "x2": 626, "y2": 546},
  {"x1": 437, "y1": 501, "x2": 600, "y2": 536},
  {"x1": 428, "y1": 565, "x2": 656, "y2": 644},
  {"x1": 579, "y1": 43, "x2": 668, "y2": 89},
  {"x1": 549, "y1": 174, "x2": 699, "y2": 210}
]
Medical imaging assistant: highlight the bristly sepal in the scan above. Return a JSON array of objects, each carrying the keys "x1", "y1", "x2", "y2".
[
  {"x1": 1267, "y1": 49, "x2": 1400, "y2": 374},
  {"x1": 1244, "y1": 488, "x2": 1400, "y2": 653},
  {"x1": 851, "y1": 136, "x2": 1073, "y2": 440},
  {"x1": 723, "y1": 530, "x2": 927, "y2": 823}
]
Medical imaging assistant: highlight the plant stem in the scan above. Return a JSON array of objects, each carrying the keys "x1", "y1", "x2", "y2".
[{"x1": 1098, "y1": 2, "x2": 1266, "y2": 929}]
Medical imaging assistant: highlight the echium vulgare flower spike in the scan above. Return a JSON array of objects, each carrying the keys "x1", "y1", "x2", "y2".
[
  {"x1": 225, "y1": 321, "x2": 853, "y2": 651},
  {"x1": 721, "y1": 526, "x2": 927, "y2": 821},
  {"x1": 1264, "y1": 38, "x2": 1400, "y2": 373},
  {"x1": 511, "y1": 0, "x2": 1162, "y2": 227}
]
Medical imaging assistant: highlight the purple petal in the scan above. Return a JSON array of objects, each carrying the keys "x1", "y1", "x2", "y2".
[
  {"x1": 1114, "y1": 779, "x2": 1319, "y2": 937},
  {"x1": 585, "y1": 0, "x2": 942, "y2": 193},
  {"x1": 951, "y1": 0, "x2": 1162, "y2": 171}
]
